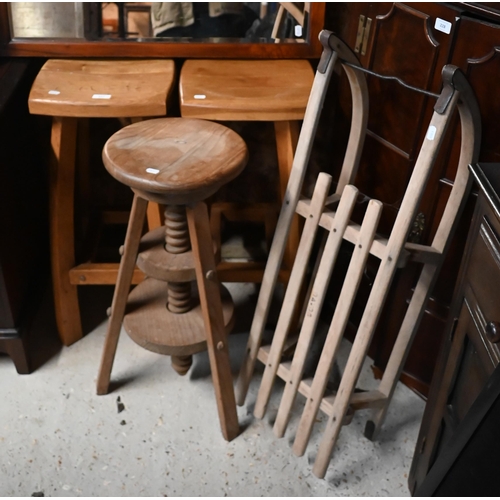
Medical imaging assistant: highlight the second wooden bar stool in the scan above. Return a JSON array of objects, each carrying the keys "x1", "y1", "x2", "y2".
[
  {"x1": 28, "y1": 59, "x2": 175, "y2": 346},
  {"x1": 179, "y1": 59, "x2": 314, "y2": 282},
  {"x1": 97, "y1": 117, "x2": 248, "y2": 442}
]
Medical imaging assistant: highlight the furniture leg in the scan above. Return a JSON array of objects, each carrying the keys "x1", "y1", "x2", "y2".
[
  {"x1": 75, "y1": 117, "x2": 91, "y2": 258},
  {"x1": 253, "y1": 173, "x2": 332, "y2": 419},
  {"x1": 235, "y1": 52, "x2": 338, "y2": 406},
  {"x1": 96, "y1": 194, "x2": 148, "y2": 395},
  {"x1": 274, "y1": 120, "x2": 300, "y2": 272},
  {"x1": 147, "y1": 201, "x2": 164, "y2": 230},
  {"x1": 272, "y1": 185, "x2": 359, "y2": 439},
  {"x1": 187, "y1": 201, "x2": 240, "y2": 442},
  {"x1": 50, "y1": 116, "x2": 82, "y2": 346},
  {"x1": 0, "y1": 337, "x2": 30, "y2": 374},
  {"x1": 291, "y1": 197, "x2": 381, "y2": 454}
]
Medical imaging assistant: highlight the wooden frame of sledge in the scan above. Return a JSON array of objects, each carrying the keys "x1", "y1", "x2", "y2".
[{"x1": 235, "y1": 29, "x2": 481, "y2": 479}]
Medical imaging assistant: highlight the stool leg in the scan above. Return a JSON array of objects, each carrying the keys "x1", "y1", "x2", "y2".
[
  {"x1": 50, "y1": 116, "x2": 82, "y2": 346},
  {"x1": 186, "y1": 202, "x2": 240, "y2": 442},
  {"x1": 274, "y1": 120, "x2": 300, "y2": 272},
  {"x1": 146, "y1": 202, "x2": 164, "y2": 230},
  {"x1": 96, "y1": 194, "x2": 148, "y2": 395}
]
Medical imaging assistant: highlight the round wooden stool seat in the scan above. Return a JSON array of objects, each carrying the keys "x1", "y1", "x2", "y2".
[
  {"x1": 28, "y1": 59, "x2": 175, "y2": 117},
  {"x1": 102, "y1": 117, "x2": 248, "y2": 205}
]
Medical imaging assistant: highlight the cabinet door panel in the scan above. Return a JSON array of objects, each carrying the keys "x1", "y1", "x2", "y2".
[
  {"x1": 367, "y1": 3, "x2": 442, "y2": 154},
  {"x1": 409, "y1": 293, "x2": 494, "y2": 492},
  {"x1": 448, "y1": 17, "x2": 500, "y2": 173}
]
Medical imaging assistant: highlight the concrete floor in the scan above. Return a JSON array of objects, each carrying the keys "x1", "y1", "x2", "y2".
[{"x1": 0, "y1": 282, "x2": 424, "y2": 496}]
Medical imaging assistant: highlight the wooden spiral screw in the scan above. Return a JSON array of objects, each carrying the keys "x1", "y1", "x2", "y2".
[{"x1": 164, "y1": 205, "x2": 194, "y2": 374}]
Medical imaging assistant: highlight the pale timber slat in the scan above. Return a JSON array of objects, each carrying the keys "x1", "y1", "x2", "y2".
[
  {"x1": 292, "y1": 197, "x2": 383, "y2": 456},
  {"x1": 253, "y1": 173, "x2": 333, "y2": 419},
  {"x1": 273, "y1": 185, "x2": 359, "y2": 438},
  {"x1": 235, "y1": 32, "x2": 369, "y2": 405},
  {"x1": 257, "y1": 346, "x2": 387, "y2": 415},
  {"x1": 234, "y1": 47, "x2": 340, "y2": 406},
  {"x1": 296, "y1": 198, "x2": 390, "y2": 261}
]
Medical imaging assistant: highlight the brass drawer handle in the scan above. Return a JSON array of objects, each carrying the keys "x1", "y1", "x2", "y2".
[{"x1": 485, "y1": 321, "x2": 500, "y2": 343}]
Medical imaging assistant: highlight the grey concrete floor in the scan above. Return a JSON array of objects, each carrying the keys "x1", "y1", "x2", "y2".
[{"x1": 0, "y1": 282, "x2": 424, "y2": 496}]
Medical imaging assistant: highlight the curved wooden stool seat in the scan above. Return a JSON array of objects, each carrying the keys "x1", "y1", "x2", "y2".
[
  {"x1": 97, "y1": 117, "x2": 248, "y2": 442},
  {"x1": 28, "y1": 59, "x2": 175, "y2": 347},
  {"x1": 29, "y1": 59, "x2": 174, "y2": 117},
  {"x1": 180, "y1": 59, "x2": 314, "y2": 282}
]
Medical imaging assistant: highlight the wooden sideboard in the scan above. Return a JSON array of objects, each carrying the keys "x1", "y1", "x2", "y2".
[{"x1": 409, "y1": 162, "x2": 500, "y2": 494}]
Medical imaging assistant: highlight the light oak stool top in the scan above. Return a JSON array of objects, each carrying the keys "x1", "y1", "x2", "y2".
[
  {"x1": 180, "y1": 59, "x2": 314, "y2": 121},
  {"x1": 29, "y1": 59, "x2": 175, "y2": 117},
  {"x1": 179, "y1": 59, "x2": 314, "y2": 283},
  {"x1": 28, "y1": 59, "x2": 175, "y2": 348},
  {"x1": 97, "y1": 117, "x2": 248, "y2": 441}
]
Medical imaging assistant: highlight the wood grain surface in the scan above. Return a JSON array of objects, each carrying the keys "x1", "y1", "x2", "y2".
[
  {"x1": 180, "y1": 59, "x2": 314, "y2": 121},
  {"x1": 28, "y1": 59, "x2": 175, "y2": 117},
  {"x1": 102, "y1": 117, "x2": 248, "y2": 204},
  {"x1": 123, "y1": 278, "x2": 234, "y2": 356}
]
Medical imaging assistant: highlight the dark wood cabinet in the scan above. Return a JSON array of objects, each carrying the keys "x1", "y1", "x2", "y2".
[
  {"x1": 325, "y1": 2, "x2": 500, "y2": 396},
  {"x1": 408, "y1": 162, "x2": 500, "y2": 494},
  {"x1": 0, "y1": 59, "x2": 49, "y2": 373}
]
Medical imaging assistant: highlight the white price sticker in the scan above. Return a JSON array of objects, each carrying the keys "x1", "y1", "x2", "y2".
[
  {"x1": 426, "y1": 125, "x2": 437, "y2": 141},
  {"x1": 48, "y1": 90, "x2": 60, "y2": 95},
  {"x1": 194, "y1": 94, "x2": 206, "y2": 99},
  {"x1": 294, "y1": 25, "x2": 303, "y2": 37},
  {"x1": 435, "y1": 18, "x2": 452, "y2": 35},
  {"x1": 92, "y1": 94, "x2": 112, "y2": 99}
]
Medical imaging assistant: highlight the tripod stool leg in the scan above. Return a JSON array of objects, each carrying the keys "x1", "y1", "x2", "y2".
[
  {"x1": 96, "y1": 194, "x2": 148, "y2": 395},
  {"x1": 187, "y1": 202, "x2": 239, "y2": 442}
]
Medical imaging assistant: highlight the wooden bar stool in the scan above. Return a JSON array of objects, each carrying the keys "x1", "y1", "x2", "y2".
[
  {"x1": 28, "y1": 59, "x2": 175, "y2": 346},
  {"x1": 179, "y1": 59, "x2": 314, "y2": 282},
  {"x1": 96, "y1": 117, "x2": 248, "y2": 442}
]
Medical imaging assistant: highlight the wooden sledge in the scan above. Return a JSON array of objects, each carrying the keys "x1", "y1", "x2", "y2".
[
  {"x1": 235, "y1": 30, "x2": 481, "y2": 479},
  {"x1": 235, "y1": 30, "x2": 369, "y2": 406}
]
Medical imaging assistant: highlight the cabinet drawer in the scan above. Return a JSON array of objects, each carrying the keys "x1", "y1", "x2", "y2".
[{"x1": 465, "y1": 208, "x2": 500, "y2": 363}]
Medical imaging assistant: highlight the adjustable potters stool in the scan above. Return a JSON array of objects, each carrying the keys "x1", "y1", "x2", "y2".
[{"x1": 96, "y1": 117, "x2": 248, "y2": 442}]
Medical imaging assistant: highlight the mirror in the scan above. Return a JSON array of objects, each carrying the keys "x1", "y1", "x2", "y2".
[{"x1": 9, "y1": 2, "x2": 311, "y2": 44}]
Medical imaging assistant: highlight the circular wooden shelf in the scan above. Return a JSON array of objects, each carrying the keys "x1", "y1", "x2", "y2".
[
  {"x1": 136, "y1": 226, "x2": 218, "y2": 283},
  {"x1": 136, "y1": 226, "x2": 196, "y2": 282},
  {"x1": 123, "y1": 277, "x2": 234, "y2": 356}
]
